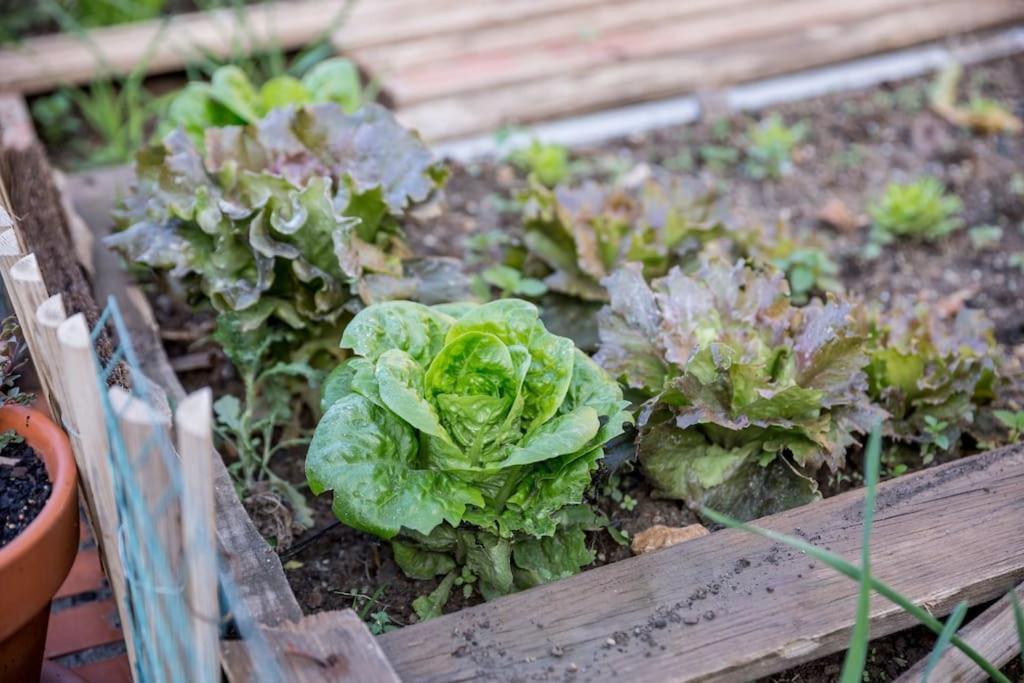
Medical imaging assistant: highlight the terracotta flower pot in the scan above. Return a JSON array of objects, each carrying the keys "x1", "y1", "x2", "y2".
[{"x1": 0, "y1": 405, "x2": 79, "y2": 682}]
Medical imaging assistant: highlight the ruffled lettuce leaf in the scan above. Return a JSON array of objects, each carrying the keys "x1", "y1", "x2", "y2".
[
  {"x1": 519, "y1": 178, "x2": 724, "y2": 302},
  {"x1": 597, "y1": 259, "x2": 882, "y2": 520},
  {"x1": 108, "y1": 103, "x2": 455, "y2": 366},
  {"x1": 862, "y1": 298, "x2": 1001, "y2": 455},
  {"x1": 308, "y1": 299, "x2": 631, "y2": 611},
  {"x1": 517, "y1": 178, "x2": 841, "y2": 307},
  {"x1": 397, "y1": 505, "x2": 605, "y2": 619}
]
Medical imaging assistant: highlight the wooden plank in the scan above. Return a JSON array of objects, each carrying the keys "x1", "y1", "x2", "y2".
[
  {"x1": 334, "y1": 0, "x2": 617, "y2": 51},
  {"x1": 220, "y1": 610, "x2": 401, "y2": 683},
  {"x1": 377, "y1": 444, "x2": 1024, "y2": 682},
  {"x1": 176, "y1": 389, "x2": 221, "y2": 683},
  {"x1": 0, "y1": 0, "x2": 349, "y2": 95},
  {"x1": 0, "y1": 0, "x2": 612, "y2": 95},
  {"x1": 0, "y1": 94, "x2": 107, "y2": 339},
  {"x1": 396, "y1": 0, "x2": 1024, "y2": 140},
  {"x1": 383, "y1": 0, "x2": 928, "y2": 105},
  {"x1": 351, "y1": 0, "x2": 762, "y2": 74},
  {"x1": 895, "y1": 582, "x2": 1024, "y2": 683}
]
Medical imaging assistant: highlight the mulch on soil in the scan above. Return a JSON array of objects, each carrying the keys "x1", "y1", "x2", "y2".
[{"x1": 0, "y1": 438, "x2": 51, "y2": 547}]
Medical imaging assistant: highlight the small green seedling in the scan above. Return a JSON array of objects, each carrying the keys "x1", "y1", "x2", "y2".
[
  {"x1": 475, "y1": 265, "x2": 547, "y2": 299},
  {"x1": 968, "y1": 225, "x2": 1002, "y2": 250},
  {"x1": 994, "y1": 410, "x2": 1024, "y2": 441},
  {"x1": 744, "y1": 113, "x2": 807, "y2": 180},
  {"x1": 868, "y1": 178, "x2": 963, "y2": 244},
  {"x1": 0, "y1": 429, "x2": 24, "y2": 451},
  {"x1": 921, "y1": 416, "x2": 951, "y2": 464},
  {"x1": 366, "y1": 610, "x2": 399, "y2": 635},
  {"x1": 1008, "y1": 252, "x2": 1024, "y2": 274},
  {"x1": 509, "y1": 140, "x2": 572, "y2": 187},
  {"x1": 699, "y1": 144, "x2": 740, "y2": 172}
]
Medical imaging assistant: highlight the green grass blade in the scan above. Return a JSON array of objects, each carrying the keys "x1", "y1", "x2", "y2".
[
  {"x1": 698, "y1": 507, "x2": 1011, "y2": 683},
  {"x1": 922, "y1": 600, "x2": 967, "y2": 682},
  {"x1": 840, "y1": 427, "x2": 881, "y2": 683},
  {"x1": 1012, "y1": 590, "x2": 1024, "y2": 670}
]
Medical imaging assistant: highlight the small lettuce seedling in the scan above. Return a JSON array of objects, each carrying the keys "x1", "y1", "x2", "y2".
[
  {"x1": 509, "y1": 140, "x2": 573, "y2": 187},
  {"x1": 306, "y1": 300, "x2": 630, "y2": 615},
  {"x1": 595, "y1": 260, "x2": 881, "y2": 521},
  {"x1": 744, "y1": 113, "x2": 807, "y2": 180},
  {"x1": 994, "y1": 410, "x2": 1024, "y2": 441},
  {"x1": 868, "y1": 178, "x2": 963, "y2": 243}
]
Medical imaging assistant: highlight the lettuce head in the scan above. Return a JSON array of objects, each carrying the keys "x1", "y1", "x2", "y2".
[
  {"x1": 107, "y1": 102, "x2": 460, "y2": 364},
  {"x1": 306, "y1": 299, "x2": 630, "y2": 611},
  {"x1": 596, "y1": 259, "x2": 883, "y2": 520}
]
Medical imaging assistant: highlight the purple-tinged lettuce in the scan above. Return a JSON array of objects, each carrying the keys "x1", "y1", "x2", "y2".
[
  {"x1": 108, "y1": 103, "x2": 461, "y2": 364},
  {"x1": 519, "y1": 179, "x2": 723, "y2": 301},
  {"x1": 861, "y1": 298, "x2": 1000, "y2": 458},
  {"x1": 596, "y1": 260, "x2": 882, "y2": 520},
  {"x1": 518, "y1": 179, "x2": 840, "y2": 306}
]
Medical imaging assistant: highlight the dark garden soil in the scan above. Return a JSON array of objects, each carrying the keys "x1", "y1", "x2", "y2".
[
  {"x1": 147, "y1": 53, "x2": 1024, "y2": 680},
  {"x1": 0, "y1": 438, "x2": 52, "y2": 548}
]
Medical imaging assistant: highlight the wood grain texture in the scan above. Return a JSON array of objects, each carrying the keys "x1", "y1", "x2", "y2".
[
  {"x1": 895, "y1": 582, "x2": 1024, "y2": 683},
  {"x1": 377, "y1": 444, "x2": 1024, "y2": 682},
  {"x1": 220, "y1": 610, "x2": 401, "y2": 683},
  {"x1": 393, "y1": 0, "x2": 1024, "y2": 140},
  {"x1": 383, "y1": 0, "x2": 931, "y2": 104},
  {"x1": 349, "y1": 0, "x2": 758, "y2": 74},
  {"x1": 0, "y1": 0, "x2": 349, "y2": 95},
  {"x1": 0, "y1": 0, "x2": 611, "y2": 95}
]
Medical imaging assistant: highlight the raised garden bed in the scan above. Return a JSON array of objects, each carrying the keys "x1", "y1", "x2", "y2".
[{"x1": 1, "y1": 12, "x2": 1024, "y2": 680}]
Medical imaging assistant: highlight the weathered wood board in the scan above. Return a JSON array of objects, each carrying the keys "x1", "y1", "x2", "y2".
[
  {"x1": 220, "y1": 611, "x2": 401, "y2": 683},
  {"x1": 895, "y1": 582, "x2": 1024, "y2": 683},
  {"x1": 385, "y1": 0, "x2": 1024, "y2": 140},
  {"x1": 377, "y1": 444, "x2": 1024, "y2": 682},
  {"x1": 0, "y1": 0, "x2": 609, "y2": 95},
  {"x1": 3, "y1": 0, "x2": 1023, "y2": 144}
]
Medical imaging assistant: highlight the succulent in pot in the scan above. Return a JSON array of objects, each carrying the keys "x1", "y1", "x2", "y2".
[{"x1": 305, "y1": 299, "x2": 630, "y2": 617}]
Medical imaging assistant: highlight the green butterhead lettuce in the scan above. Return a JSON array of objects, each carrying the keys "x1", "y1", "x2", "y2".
[
  {"x1": 108, "y1": 102, "x2": 461, "y2": 365},
  {"x1": 307, "y1": 299, "x2": 630, "y2": 612},
  {"x1": 596, "y1": 260, "x2": 883, "y2": 520}
]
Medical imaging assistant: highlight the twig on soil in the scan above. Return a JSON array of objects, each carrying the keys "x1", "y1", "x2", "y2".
[{"x1": 279, "y1": 519, "x2": 342, "y2": 561}]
